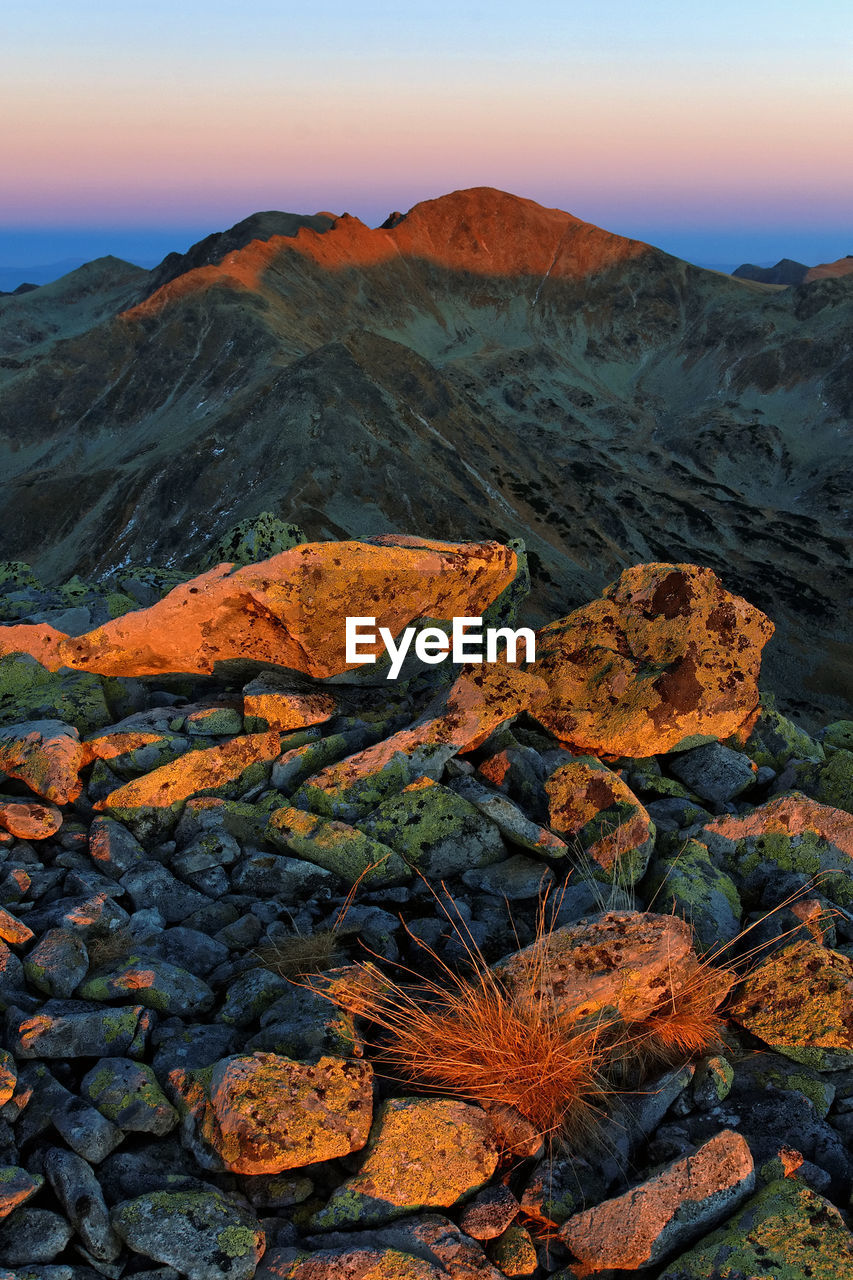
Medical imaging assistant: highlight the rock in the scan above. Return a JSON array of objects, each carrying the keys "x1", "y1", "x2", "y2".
[
  {"x1": 642, "y1": 840, "x2": 742, "y2": 956},
  {"x1": 230, "y1": 851, "x2": 335, "y2": 899},
  {"x1": 44, "y1": 1147, "x2": 121, "y2": 1262},
  {"x1": 94, "y1": 731, "x2": 282, "y2": 833},
  {"x1": 303, "y1": 1213, "x2": 507, "y2": 1280},
  {"x1": 23, "y1": 927, "x2": 89, "y2": 997},
  {"x1": 169, "y1": 1052, "x2": 373, "y2": 1173},
  {"x1": 268, "y1": 806, "x2": 412, "y2": 886},
  {"x1": 0, "y1": 719, "x2": 85, "y2": 803},
  {"x1": 458, "y1": 1184, "x2": 521, "y2": 1240},
  {"x1": 258, "y1": 1246, "x2": 445, "y2": 1279},
  {"x1": 534, "y1": 563, "x2": 773, "y2": 757},
  {"x1": 310, "y1": 1096, "x2": 498, "y2": 1228},
  {"x1": 248, "y1": 982, "x2": 360, "y2": 1060},
  {"x1": 152, "y1": 1022, "x2": 239, "y2": 1078},
  {"x1": 494, "y1": 910, "x2": 724, "y2": 1030},
  {"x1": 667, "y1": 742, "x2": 756, "y2": 805},
  {"x1": 218, "y1": 968, "x2": 291, "y2": 1028},
  {"x1": 87, "y1": 817, "x2": 148, "y2": 879},
  {"x1": 7, "y1": 999, "x2": 152, "y2": 1058},
  {"x1": 743, "y1": 697, "x2": 825, "y2": 770},
  {"x1": 182, "y1": 704, "x2": 243, "y2": 736},
  {"x1": 692, "y1": 1056, "x2": 735, "y2": 1109},
  {"x1": 785, "y1": 748, "x2": 853, "y2": 816},
  {"x1": 81, "y1": 1059, "x2": 179, "y2": 1134},
  {"x1": 77, "y1": 956, "x2": 215, "y2": 1017},
  {"x1": 729, "y1": 941, "x2": 853, "y2": 1069},
  {"x1": 119, "y1": 863, "x2": 211, "y2": 923},
  {"x1": 824, "y1": 720, "x2": 853, "y2": 751},
  {"x1": 461, "y1": 854, "x2": 555, "y2": 900},
  {"x1": 0, "y1": 798, "x2": 62, "y2": 839},
  {"x1": 0, "y1": 1167, "x2": 43, "y2": 1219},
  {"x1": 243, "y1": 677, "x2": 336, "y2": 733},
  {"x1": 449, "y1": 776, "x2": 569, "y2": 856},
  {"x1": 13, "y1": 537, "x2": 520, "y2": 679},
  {"x1": 198, "y1": 512, "x2": 307, "y2": 569},
  {"x1": 0, "y1": 1206, "x2": 73, "y2": 1262},
  {"x1": 293, "y1": 663, "x2": 546, "y2": 820},
  {"x1": 487, "y1": 1223, "x2": 538, "y2": 1277},
  {"x1": 545, "y1": 759, "x2": 655, "y2": 883},
  {"x1": 658, "y1": 1177, "x2": 853, "y2": 1279},
  {"x1": 699, "y1": 793, "x2": 853, "y2": 908},
  {"x1": 15, "y1": 1063, "x2": 125, "y2": 1162},
  {"x1": 561, "y1": 1129, "x2": 754, "y2": 1273},
  {"x1": 0, "y1": 906, "x2": 34, "y2": 947},
  {"x1": 111, "y1": 1189, "x2": 264, "y2": 1280},
  {"x1": 0, "y1": 652, "x2": 113, "y2": 734},
  {"x1": 359, "y1": 780, "x2": 506, "y2": 879}
]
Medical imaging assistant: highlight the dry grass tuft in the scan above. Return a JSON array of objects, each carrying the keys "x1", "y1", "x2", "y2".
[
  {"x1": 253, "y1": 928, "x2": 345, "y2": 981},
  {"x1": 329, "y1": 887, "x2": 614, "y2": 1145}
]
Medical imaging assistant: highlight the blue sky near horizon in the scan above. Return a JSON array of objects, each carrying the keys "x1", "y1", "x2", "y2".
[{"x1": 2, "y1": 1, "x2": 850, "y2": 282}]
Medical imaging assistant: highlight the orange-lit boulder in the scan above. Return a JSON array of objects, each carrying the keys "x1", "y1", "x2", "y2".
[
  {"x1": 729, "y1": 942, "x2": 853, "y2": 1069},
  {"x1": 534, "y1": 564, "x2": 773, "y2": 758},
  {"x1": 545, "y1": 758, "x2": 655, "y2": 883},
  {"x1": 0, "y1": 537, "x2": 519, "y2": 680},
  {"x1": 0, "y1": 720, "x2": 86, "y2": 804},
  {"x1": 169, "y1": 1052, "x2": 373, "y2": 1174},
  {"x1": 93, "y1": 731, "x2": 282, "y2": 828},
  {"x1": 0, "y1": 799, "x2": 62, "y2": 840},
  {"x1": 294, "y1": 663, "x2": 546, "y2": 819},
  {"x1": 242, "y1": 677, "x2": 337, "y2": 732},
  {"x1": 493, "y1": 910, "x2": 729, "y2": 1029}
]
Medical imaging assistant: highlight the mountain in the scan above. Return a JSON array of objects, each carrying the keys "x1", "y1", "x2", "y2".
[
  {"x1": 734, "y1": 255, "x2": 853, "y2": 286},
  {"x1": 0, "y1": 187, "x2": 851, "y2": 724},
  {"x1": 733, "y1": 258, "x2": 809, "y2": 285}
]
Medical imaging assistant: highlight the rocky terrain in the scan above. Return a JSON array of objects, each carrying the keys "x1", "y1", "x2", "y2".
[
  {"x1": 0, "y1": 188, "x2": 851, "y2": 727},
  {"x1": 0, "y1": 520, "x2": 851, "y2": 1277}
]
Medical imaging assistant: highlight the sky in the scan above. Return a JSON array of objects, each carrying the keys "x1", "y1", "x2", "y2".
[{"x1": 1, "y1": 0, "x2": 851, "y2": 282}]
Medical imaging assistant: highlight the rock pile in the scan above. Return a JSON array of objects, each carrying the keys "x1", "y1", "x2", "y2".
[{"x1": 0, "y1": 529, "x2": 850, "y2": 1278}]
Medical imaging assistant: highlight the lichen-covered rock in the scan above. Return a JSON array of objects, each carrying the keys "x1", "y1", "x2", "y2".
[
  {"x1": 783, "y1": 749, "x2": 853, "y2": 816},
  {"x1": 81, "y1": 1058, "x2": 179, "y2": 1134},
  {"x1": 534, "y1": 563, "x2": 773, "y2": 757},
  {"x1": 0, "y1": 652, "x2": 114, "y2": 734},
  {"x1": 0, "y1": 797, "x2": 62, "y2": 839},
  {"x1": 487, "y1": 1223, "x2": 539, "y2": 1277},
  {"x1": 560, "y1": 1130, "x2": 754, "y2": 1273},
  {"x1": 358, "y1": 779, "x2": 506, "y2": 879},
  {"x1": 6, "y1": 537, "x2": 520, "y2": 679},
  {"x1": 0, "y1": 1206, "x2": 73, "y2": 1263},
  {"x1": 699, "y1": 793, "x2": 853, "y2": 907},
  {"x1": 450, "y1": 775, "x2": 568, "y2": 856},
  {"x1": 742, "y1": 697, "x2": 825, "y2": 770},
  {"x1": 0, "y1": 719, "x2": 86, "y2": 803},
  {"x1": 111, "y1": 1188, "x2": 265, "y2": 1280},
  {"x1": 7, "y1": 999, "x2": 152, "y2": 1058},
  {"x1": 458, "y1": 1184, "x2": 521, "y2": 1241},
  {"x1": 23, "y1": 927, "x2": 89, "y2": 997},
  {"x1": 0, "y1": 1167, "x2": 44, "y2": 1220},
  {"x1": 657, "y1": 1177, "x2": 853, "y2": 1279},
  {"x1": 294, "y1": 662, "x2": 545, "y2": 820},
  {"x1": 493, "y1": 910, "x2": 730, "y2": 1029},
  {"x1": 268, "y1": 806, "x2": 412, "y2": 886},
  {"x1": 94, "y1": 730, "x2": 282, "y2": 831},
  {"x1": 729, "y1": 942, "x2": 853, "y2": 1069},
  {"x1": 199, "y1": 512, "x2": 307, "y2": 569},
  {"x1": 169, "y1": 1052, "x2": 373, "y2": 1174},
  {"x1": 77, "y1": 956, "x2": 215, "y2": 1017},
  {"x1": 642, "y1": 840, "x2": 742, "y2": 956},
  {"x1": 44, "y1": 1147, "x2": 121, "y2": 1262},
  {"x1": 260, "y1": 1246, "x2": 445, "y2": 1279},
  {"x1": 310, "y1": 1096, "x2": 499, "y2": 1228},
  {"x1": 545, "y1": 758, "x2": 655, "y2": 883},
  {"x1": 243, "y1": 677, "x2": 336, "y2": 733}
]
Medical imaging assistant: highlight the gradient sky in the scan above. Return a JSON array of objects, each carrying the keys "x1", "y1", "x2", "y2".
[{"x1": 2, "y1": 1, "x2": 851, "y2": 278}]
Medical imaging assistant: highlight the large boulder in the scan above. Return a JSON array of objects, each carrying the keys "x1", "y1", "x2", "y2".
[
  {"x1": 0, "y1": 537, "x2": 522, "y2": 680},
  {"x1": 534, "y1": 563, "x2": 773, "y2": 757}
]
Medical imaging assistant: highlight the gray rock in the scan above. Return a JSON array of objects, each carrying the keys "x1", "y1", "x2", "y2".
[
  {"x1": 218, "y1": 968, "x2": 291, "y2": 1028},
  {"x1": 119, "y1": 863, "x2": 210, "y2": 923},
  {"x1": 0, "y1": 1206, "x2": 73, "y2": 1263},
  {"x1": 668, "y1": 743, "x2": 756, "y2": 806},
  {"x1": 16, "y1": 1064, "x2": 124, "y2": 1163},
  {"x1": 87, "y1": 816, "x2": 147, "y2": 879},
  {"x1": 111, "y1": 1189, "x2": 264, "y2": 1280},
  {"x1": 247, "y1": 984, "x2": 359, "y2": 1060},
  {"x1": 461, "y1": 854, "x2": 556, "y2": 900},
  {"x1": 151, "y1": 1021, "x2": 239, "y2": 1078},
  {"x1": 77, "y1": 956, "x2": 214, "y2": 1017},
  {"x1": 458, "y1": 1184, "x2": 521, "y2": 1240},
  {"x1": 155, "y1": 927, "x2": 228, "y2": 976},
  {"x1": 44, "y1": 1147, "x2": 121, "y2": 1262},
  {"x1": 23, "y1": 928, "x2": 89, "y2": 998},
  {"x1": 230, "y1": 851, "x2": 335, "y2": 899}
]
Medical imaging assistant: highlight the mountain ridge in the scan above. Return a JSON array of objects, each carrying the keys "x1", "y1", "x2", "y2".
[{"x1": 0, "y1": 187, "x2": 850, "y2": 725}]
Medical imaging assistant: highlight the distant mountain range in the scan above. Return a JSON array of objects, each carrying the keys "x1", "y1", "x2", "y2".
[
  {"x1": 0, "y1": 187, "x2": 850, "y2": 723},
  {"x1": 733, "y1": 256, "x2": 853, "y2": 286}
]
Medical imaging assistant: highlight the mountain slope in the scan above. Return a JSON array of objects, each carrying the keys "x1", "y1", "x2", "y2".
[{"x1": 0, "y1": 187, "x2": 850, "y2": 723}]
